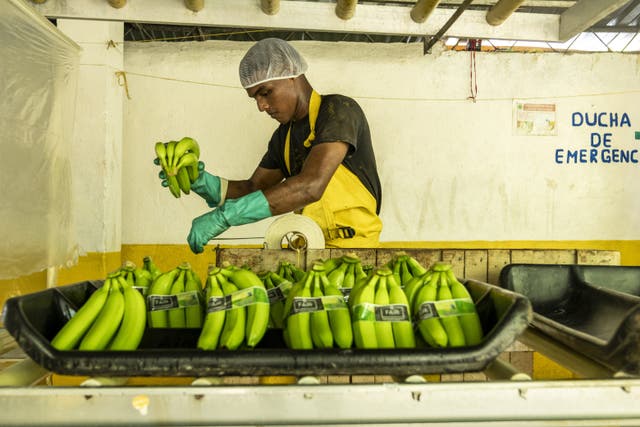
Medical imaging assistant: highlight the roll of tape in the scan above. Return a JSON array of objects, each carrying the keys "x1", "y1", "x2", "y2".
[{"x1": 264, "y1": 214, "x2": 325, "y2": 250}]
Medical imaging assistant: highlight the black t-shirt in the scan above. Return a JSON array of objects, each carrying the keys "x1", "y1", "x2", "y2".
[{"x1": 259, "y1": 94, "x2": 382, "y2": 214}]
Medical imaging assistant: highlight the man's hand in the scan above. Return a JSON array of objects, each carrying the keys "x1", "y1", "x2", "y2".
[
  {"x1": 190, "y1": 162, "x2": 228, "y2": 207},
  {"x1": 187, "y1": 191, "x2": 272, "y2": 254},
  {"x1": 187, "y1": 208, "x2": 230, "y2": 254}
]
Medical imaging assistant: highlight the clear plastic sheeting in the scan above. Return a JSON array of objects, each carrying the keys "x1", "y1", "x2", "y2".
[{"x1": 0, "y1": 0, "x2": 80, "y2": 280}]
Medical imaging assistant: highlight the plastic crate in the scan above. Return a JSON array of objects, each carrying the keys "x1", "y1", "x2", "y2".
[
  {"x1": 3, "y1": 278, "x2": 531, "y2": 377},
  {"x1": 499, "y1": 264, "x2": 640, "y2": 375}
]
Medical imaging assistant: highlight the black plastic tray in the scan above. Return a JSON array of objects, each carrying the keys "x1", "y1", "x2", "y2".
[
  {"x1": 499, "y1": 264, "x2": 640, "y2": 374},
  {"x1": 2, "y1": 278, "x2": 531, "y2": 377}
]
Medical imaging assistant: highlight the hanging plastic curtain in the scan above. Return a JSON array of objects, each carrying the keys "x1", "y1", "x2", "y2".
[{"x1": 0, "y1": 0, "x2": 81, "y2": 279}]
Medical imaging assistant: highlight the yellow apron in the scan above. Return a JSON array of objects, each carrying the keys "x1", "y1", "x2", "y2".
[{"x1": 284, "y1": 91, "x2": 382, "y2": 248}]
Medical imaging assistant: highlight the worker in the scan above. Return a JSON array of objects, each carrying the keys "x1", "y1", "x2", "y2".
[{"x1": 160, "y1": 38, "x2": 382, "y2": 253}]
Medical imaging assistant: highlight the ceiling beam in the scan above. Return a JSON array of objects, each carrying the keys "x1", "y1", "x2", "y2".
[
  {"x1": 31, "y1": 0, "x2": 561, "y2": 42},
  {"x1": 559, "y1": 0, "x2": 631, "y2": 41}
]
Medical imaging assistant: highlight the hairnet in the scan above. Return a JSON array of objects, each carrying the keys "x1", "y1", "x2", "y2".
[{"x1": 239, "y1": 38, "x2": 308, "y2": 89}]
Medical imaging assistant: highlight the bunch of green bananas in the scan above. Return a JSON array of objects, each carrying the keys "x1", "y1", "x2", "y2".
[
  {"x1": 348, "y1": 267, "x2": 416, "y2": 349},
  {"x1": 282, "y1": 261, "x2": 353, "y2": 350},
  {"x1": 146, "y1": 262, "x2": 204, "y2": 329},
  {"x1": 142, "y1": 255, "x2": 162, "y2": 280},
  {"x1": 119, "y1": 260, "x2": 154, "y2": 296},
  {"x1": 259, "y1": 270, "x2": 292, "y2": 329},
  {"x1": 385, "y1": 251, "x2": 428, "y2": 288},
  {"x1": 50, "y1": 270, "x2": 147, "y2": 351},
  {"x1": 154, "y1": 136, "x2": 200, "y2": 198},
  {"x1": 321, "y1": 253, "x2": 369, "y2": 301},
  {"x1": 197, "y1": 265, "x2": 270, "y2": 350},
  {"x1": 407, "y1": 262, "x2": 484, "y2": 348},
  {"x1": 275, "y1": 260, "x2": 305, "y2": 283}
]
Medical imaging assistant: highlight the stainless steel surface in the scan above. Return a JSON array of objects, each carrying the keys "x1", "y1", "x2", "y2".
[{"x1": 1, "y1": 379, "x2": 639, "y2": 426}]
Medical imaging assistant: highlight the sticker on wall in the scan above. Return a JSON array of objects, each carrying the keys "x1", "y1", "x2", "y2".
[{"x1": 513, "y1": 100, "x2": 557, "y2": 136}]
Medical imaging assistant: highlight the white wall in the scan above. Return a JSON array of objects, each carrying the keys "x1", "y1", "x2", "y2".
[{"x1": 122, "y1": 40, "x2": 640, "y2": 245}]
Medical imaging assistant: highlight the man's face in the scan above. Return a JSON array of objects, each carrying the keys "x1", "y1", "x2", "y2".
[{"x1": 246, "y1": 78, "x2": 298, "y2": 124}]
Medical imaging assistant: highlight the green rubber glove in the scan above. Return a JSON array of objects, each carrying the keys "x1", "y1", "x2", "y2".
[
  {"x1": 155, "y1": 161, "x2": 227, "y2": 207},
  {"x1": 187, "y1": 191, "x2": 272, "y2": 254}
]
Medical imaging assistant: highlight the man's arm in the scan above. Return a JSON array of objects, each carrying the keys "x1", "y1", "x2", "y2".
[
  {"x1": 224, "y1": 141, "x2": 348, "y2": 214},
  {"x1": 262, "y1": 141, "x2": 349, "y2": 215}
]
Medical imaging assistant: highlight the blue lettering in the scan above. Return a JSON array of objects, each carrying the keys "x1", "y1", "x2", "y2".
[
  {"x1": 603, "y1": 133, "x2": 612, "y2": 147},
  {"x1": 602, "y1": 149, "x2": 611, "y2": 163},
  {"x1": 632, "y1": 150, "x2": 638, "y2": 163},
  {"x1": 572, "y1": 112, "x2": 583, "y2": 127},
  {"x1": 598, "y1": 112, "x2": 607, "y2": 127},
  {"x1": 591, "y1": 133, "x2": 601, "y2": 147},
  {"x1": 555, "y1": 149, "x2": 564, "y2": 163},
  {"x1": 621, "y1": 113, "x2": 631, "y2": 127},
  {"x1": 586, "y1": 113, "x2": 597, "y2": 126},
  {"x1": 590, "y1": 149, "x2": 598, "y2": 163},
  {"x1": 579, "y1": 149, "x2": 587, "y2": 163},
  {"x1": 610, "y1": 113, "x2": 618, "y2": 127},
  {"x1": 621, "y1": 150, "x2": 629, "y2": 162},
  {"x1": 567, "y1": 150, "x2": 579, "y2": 163}
]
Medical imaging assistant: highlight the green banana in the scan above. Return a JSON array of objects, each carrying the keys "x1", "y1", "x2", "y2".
[
  {"x1": 322, "y1": 257, "x2": 341, "y2": 274},
  {"x1": 351, "y1": 274, "x2": 378, "y2": 349},
  {"x1": 286, "y1": 272, "x2": 313, "y2": 349},
  {"x1": 318, "y1": 272, "x2": 352, "y2": 349},
  {"x1": 387, "y1": 274, "x2": 416, "y2": 349},
  {"x1": 79, "y1": 278, "x2": 125, "y2": 350},
  {"x1": 172, "y1": 136, "x2": 200, "y2": 167},
  {"x1": 437, "y1": 272, "x2": 466, "y2": 347},
  {"x1": 402, "y1": 272, "x2": 430, "y2": 310},
  {"x1": 414, "y1": 273, "x2": 448, "y2": 348},
  {"x1": 399, "y1": 257, "x2": 414, "y2": 286},
  {"x1": 185, "y1": 269, "x2": 204, "y2": 328},
  {"x1": 147, "y1": 267, "x2": 180, "y2": 328},
  {"x1": 405, "y1": 255, "x2": 427, "y2": 277},
  {"x1": 168, "y1": 269, "x2": 187, "y2": 328},
  {"x1": 264, "y1": 272, "x2": 287, "y2": 329},
  {"x1": 164, "y1": 140, "x2": 181, "y2": 198},
  {"x1": 373, "y1": 275, "x2": 395, "y2": 349},
  {"x1": 197, "y1": 273, "x2": 226, "y2": 350},
  {"x1": 327, "y1": 262, "x2": 348, "y2": 288},
  {"x1": 109, "y1": 274, "x2": 147, "y2": 350},
  {"x1": 432, "y1": 262, "x2": 452, "y2": 272},
  {"x1": 227, "y1": 268, "x2": 270, "y2": 348},
  {"x1": 445, "y1": 270, "x2": 484, "y2": 346},
  {"x1": 174, "y1": 152, "x2": 199, "y2": 175},
  {"x1": 176, "y1": 166, "x2": 192, "y2": 195},
  {"x1": 218, "y1": 275, "x2": 246, "y2": 350},
  {"x1": 154, "y1": 142, "x2": 170, "y2": 172},
  {"x1": 50, "y1": 279, "x2": 111, "y2": 350},
  {"x1": 142, "y1": 256, "x2": 162, "y2": 280},
  {"x1": 342, "y1": 262, "x2": 356, "y2": 289},
  {"x1": 310, "y1": 272, "x2": 333, "y2": 348}
]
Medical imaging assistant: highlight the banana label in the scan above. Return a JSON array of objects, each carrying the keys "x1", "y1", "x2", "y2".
[
  {"x1": 291, "y1": 297, "x2": 323, "y2": 314},
  {"x1": 352, "y1": 303, "x2": 409, "y2": 322},
  {"x1": 267, "y1": 281, "x2": 292, "y2": 303},
  {"x1": 339, "y1": 287, "x2": 352, "y2": 301},
  {"x1": 375, "y1": 304, "x2": 409, "y2": 322},
  {"x1": 134, "y1": 286, "x2": 148, "y2": 296},
  {"x1": 147, "y1": 295, "x2": 177, "y2": 312},
  {"x1": 207, "y1": 286, "x2": 269, "y2": 313},
  {"x1": 417, "y1": 298, "x2": 475, "y2": 320},
  {"x1": 148, "y1": 291, "x2": 201, "y2": 311}
]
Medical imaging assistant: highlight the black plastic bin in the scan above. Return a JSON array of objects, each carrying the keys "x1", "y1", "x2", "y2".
[
  {"x1": 3, "y1": 278, "x2": 531, "y2": 377},
  {"x1": 499, "y1": 264, "x2": 640, "y2": 375}
]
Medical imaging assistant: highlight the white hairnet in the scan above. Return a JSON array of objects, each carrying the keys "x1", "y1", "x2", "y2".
[{"x1": 239, "y1": 38, "x2": 308, "y2": 89}]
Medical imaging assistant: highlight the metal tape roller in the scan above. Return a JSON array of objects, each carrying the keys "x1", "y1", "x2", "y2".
[{"x1": 264, "y1": 214, "x2": 325, "y2": 250}]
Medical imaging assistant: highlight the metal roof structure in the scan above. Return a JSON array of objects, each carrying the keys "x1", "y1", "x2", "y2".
[{"x1": 33, "y1": 0, "x2": 640, "y2": 52}]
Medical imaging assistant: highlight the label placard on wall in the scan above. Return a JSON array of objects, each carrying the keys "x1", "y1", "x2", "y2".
[{"x1": 513, "y1": 100, "x2": 557, "y2": 136}]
